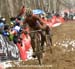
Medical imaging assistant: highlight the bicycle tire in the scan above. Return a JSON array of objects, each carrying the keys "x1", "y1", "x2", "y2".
[{"x1": 34, "y1": 32, "x2": 43, "y2": 65}]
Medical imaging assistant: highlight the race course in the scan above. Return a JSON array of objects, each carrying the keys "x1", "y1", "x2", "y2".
[{"x1": 6, "y1": 21, "x2": 75, "y2": 69}]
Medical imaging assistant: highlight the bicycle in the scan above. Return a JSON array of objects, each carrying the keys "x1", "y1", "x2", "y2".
[
  {"x1": 23, "y1": 29, "x2": 53, "y2": 64},
  {"x1": 29, "y1": 30, "x2": 43, "y2": 65}
]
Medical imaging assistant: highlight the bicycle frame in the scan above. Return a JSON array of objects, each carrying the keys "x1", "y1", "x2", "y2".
[{"x1": 29, "y1": 30, "x2": 43, "y2": 65}]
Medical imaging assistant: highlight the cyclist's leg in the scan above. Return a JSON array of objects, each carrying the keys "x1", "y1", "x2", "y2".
[
  {"x1": 30, "y1": 33, "x2": 36, "y2": 57},
  {"x1": 45, "y1": 26, "x2": 52, "y2": 46},
  {"x1": 45, "y1": 25, "x2": 51, "y2": 34},
  {"x1": 31, "y1": 39, "x2": 35, "y2": 52}
]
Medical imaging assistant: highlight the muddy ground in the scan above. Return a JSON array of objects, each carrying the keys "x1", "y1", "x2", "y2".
[{"x1": 7, "y1": 21, "x2": 75, "y2": 69}]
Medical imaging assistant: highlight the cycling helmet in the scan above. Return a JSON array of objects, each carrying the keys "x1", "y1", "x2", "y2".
[{"x1": 25, "y1": 8, "x2": 33, "y2": 16}]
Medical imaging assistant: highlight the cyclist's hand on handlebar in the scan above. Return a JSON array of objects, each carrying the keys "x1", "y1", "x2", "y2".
[{"x1": 41, "y1": 26, "x2": 46, "y2": 31}]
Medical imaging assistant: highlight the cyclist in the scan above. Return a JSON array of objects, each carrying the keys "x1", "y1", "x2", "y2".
[{"x1": 23, "y1": 8, "x2": 51, "y2": 56}]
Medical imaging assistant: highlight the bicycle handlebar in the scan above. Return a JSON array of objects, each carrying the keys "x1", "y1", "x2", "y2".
[
  {"x1": 29, "y1": 30, "x2": 42, "y2": 33},
  {"x1": 22, "y1": 29, "x2": 42, "y2": 35}
]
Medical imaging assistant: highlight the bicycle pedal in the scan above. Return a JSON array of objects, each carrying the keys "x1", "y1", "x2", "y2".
[
  {"x1": 31, "y1": 57, "x2": 37, "y2": 60},
  {"x1": 32, "y1": 53, "x2": 36, "y2": 58},
  {"x1": 32, "y1": 55, "x2": 36, "y2": 58}
]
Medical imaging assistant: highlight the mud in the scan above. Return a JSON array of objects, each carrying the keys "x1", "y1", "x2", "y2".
[{"x1": 7, "y1": 21, "x2": 75, "y2": 69}]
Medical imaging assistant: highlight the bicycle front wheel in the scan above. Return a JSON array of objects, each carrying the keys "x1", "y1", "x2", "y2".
[{"x1": 35, "y1": 32, "x2": 43, "y2": 65}]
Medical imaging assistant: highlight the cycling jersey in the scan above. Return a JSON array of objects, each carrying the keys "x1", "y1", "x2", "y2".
[{"x1": 24, "y1": 15, "x2": 44, "y2": 30}]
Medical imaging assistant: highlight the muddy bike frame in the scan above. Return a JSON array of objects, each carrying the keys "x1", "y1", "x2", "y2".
[{"x1": 28, "y1": 30, "x2": 43, "y2": 65}]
